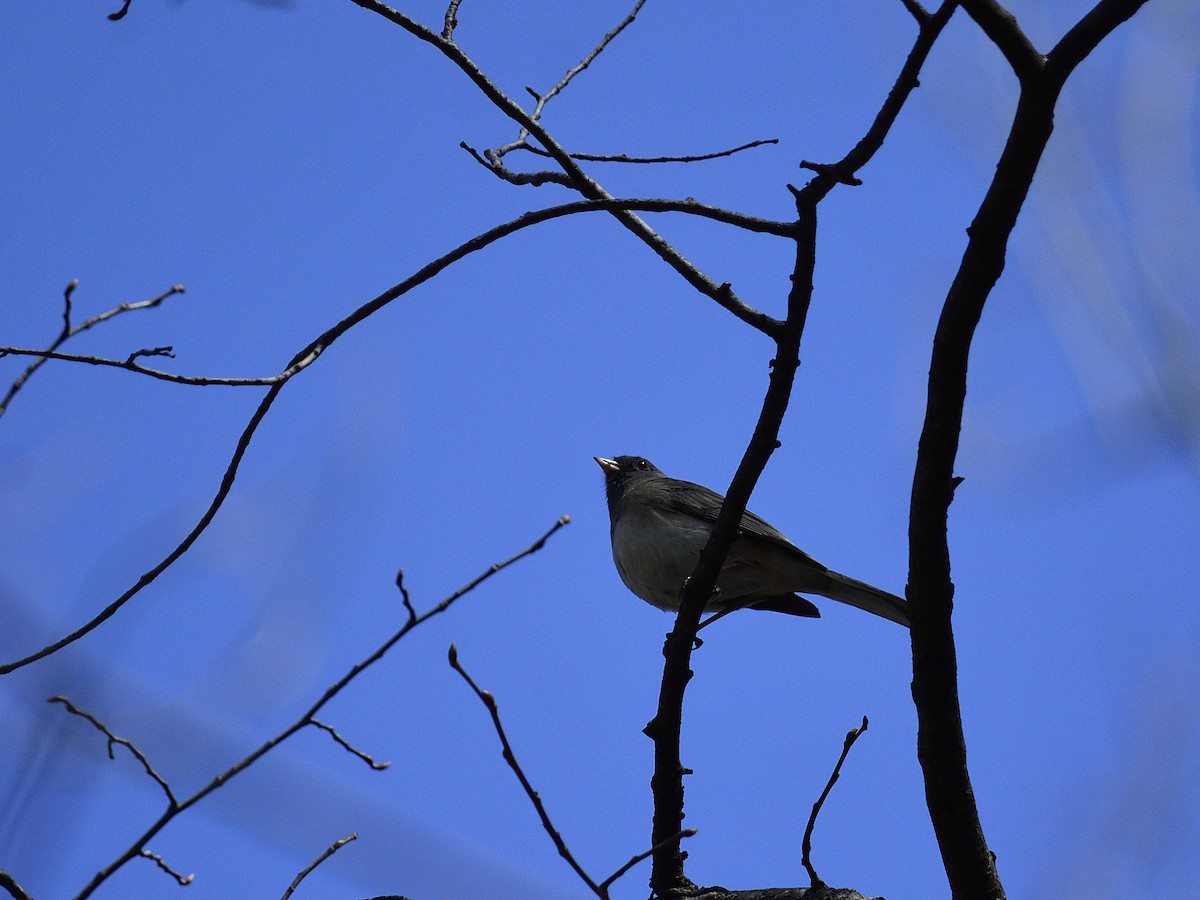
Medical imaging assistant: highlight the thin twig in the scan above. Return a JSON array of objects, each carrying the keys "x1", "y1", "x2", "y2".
[
  {"x1": 107, "y1": 0, "x2": 134, "y2": 20},
  {"x1": 71, "y1": 518, "x2": 569, "y2": 899},
  {"x1": 794, "y1": 0, "x2": 958, "y2": 205},
  {"x1": 309, "y1": 719, "x2": 390, "y2": 769},
  {"x1": 498, "y1": 0, "x2": 648, "y2": 155},
  {"x1": 48, "y1": 695, "x2": 177, "y2": 808},
  {"x1": 396, "y1": 568, "x2": 417, "y2": 623},
  {"x1": 801, "y1": 716, "x2": 869, "y2": 888},
  {"x1": 138, "y1": 850, "x2": 192, "y2": 886},
  {"x1": 125, "y1": 346, "x2": 175, "y2": 365},
  {"x1": 0, "y1": 282, "x2": 184, "y2": 419},
  {"x1": 512, "y1": 138, "x2": 779, "y2": 164},
  {"x1": 448, "y1": 644, "x2": 601, "y2": 896},
  {"x1": 280, "y1": 834, "x2": 357, "y2": 900}
]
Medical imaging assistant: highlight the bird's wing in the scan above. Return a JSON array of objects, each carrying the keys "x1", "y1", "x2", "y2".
[{"x1": 659, "y1": 478, "x2": 829, "y2": 572}]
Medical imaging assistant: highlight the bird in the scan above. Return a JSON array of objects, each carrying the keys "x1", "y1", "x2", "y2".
[{"x1": 595, "y1": 455, "x2": 909, "y2": 627}]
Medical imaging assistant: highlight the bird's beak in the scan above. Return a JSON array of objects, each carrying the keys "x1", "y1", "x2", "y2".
[{"x1": 594, "y1": 456, "x2": 619, "y2": 475}]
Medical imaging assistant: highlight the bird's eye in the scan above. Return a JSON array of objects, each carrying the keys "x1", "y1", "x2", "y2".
[{"x1": 636, "y1": 459, "x2": 648, "y2": 469}]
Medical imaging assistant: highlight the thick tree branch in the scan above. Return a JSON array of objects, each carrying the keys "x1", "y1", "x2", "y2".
[
  {"x1": 1045, "y1": 0, "x2": 1151, "y2": 83},
  {"x1": 0, "y1": 871, "x2": 33, "y2": 900},
  {"x1": 959, "y1": 0, "x2": 1043, "y2": 82},
  {"x1": 647, "y1": 6, "x2": 956, "y2": 892},
  {"x1": 907, "y1": 4, "x2": 1148, "y2": 899}
]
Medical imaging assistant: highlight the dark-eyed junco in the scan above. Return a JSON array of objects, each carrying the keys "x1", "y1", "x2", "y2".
[{"x1": 595, "y1": 455, "x2": 909, "y2": 627}]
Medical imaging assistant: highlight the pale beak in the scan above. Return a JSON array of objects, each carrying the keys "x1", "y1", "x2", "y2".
[{"x1": 594, "y1": 456, "x2": 619, "y2": 475}]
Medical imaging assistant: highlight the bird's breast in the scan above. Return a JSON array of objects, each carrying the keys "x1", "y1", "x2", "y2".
[{"x1": 611, "y1": 505, "x2": 712, "y2": 611}]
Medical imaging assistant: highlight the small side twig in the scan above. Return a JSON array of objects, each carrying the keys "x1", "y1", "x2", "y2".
[
  {"x1": 598, "y1": 828, "x2": 696, "y2": 893},
  {"x1": 125, "y1": 346, "x2": 175, "y2": 365},
  {"x1": 900, "y1": 0, "x2": 931, "y2": 24},
  {"x1": 441, "y1": 0, "x2": 463, "y2": 40},
  {"x1": 396, "y1": 568, "x2": 417, "y2": 623},
  {"x1": 308, "y1": 719, "x2": 390, "y2": 770},
  {"x1": 280, "y1": 833, "x2": 358, "y2": 900},
  {"x1": 138, "y1": 850, "x2": 192, "y2": 886},
  {"x1": 48, "y1": 695, "x2": 177, "y2": 808},
  {"x1": 801, "y1": 716, "x2": 869, "y2": 889}
]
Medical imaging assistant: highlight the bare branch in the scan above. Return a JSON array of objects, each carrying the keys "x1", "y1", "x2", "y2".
[
  {"x1": 449, "y1": 644, "x2": 601, "y2": 896},
  {"x1": 513, "y1": 138, "x2": 779, "y2": 165},
  {"x1": 0, "y1": 345, "x2": 321, "y2": 388},
  {"x1": 502, "y1": 0, "x2": 649, "y2": 152},
  {"x1": 1, "y1": 281, "x2": 184, "y2": 419},
  {"x1": 71, "y1": 518, "x2": 569, "y2": 899},
  {"x1": 280, "y1": 834, "x2": 357, "y2": 900},
  {"x1": 645, "y1": 5, "x2": 957, "y2": 889},
  {"x1": 138, "y1": 850, "x2": 192, "y2": 886},
  {"x1": 61, "y1": 279, "x2": 77, "y2": 337},
  {"x1": 125, "y1": 346, "x2": 175, "y2": 365},
  {"x1": 48, "y1": 695, "x2": 177, "y2": 808},
  {"x1": 459, "y1": 141, "x2": 573, "y2": 187},
  {"x1": 1045, "y1": 0, "x2": 1151, "y2": 84},
  {"x1": 907, "y1": 6, "x2": 1147, "y2": 898},
  {"x1": 801, "y1": 717, "x2": 869, "y2": 889},
  {"x1": 308, "y1": 719, "x2": 391, "y2": 770},
  {"x1": 0, "y1": 870, "x2": 33, "y2": 900},
  {"x1": 349, "y1": 1, "x2": 777, "y2": 332},
  {"x1": 441, "y1": 0, "x2": 462, "y2": 40},
  {"x1": 107, "y1": 0, "x2": 134, "y2": 20},
  {"x1": 598, "y1": 828, "x2": 696, "y2": 893},
  {"x1": 959, "y1": 0, "x2": 1043, "y2": 81},
  {"x1": 900, "y1": 0, "x2": 931, "y2": 24},
  {"x1": 795, "y1": 0, "x2": 957, "y2": 203},
  {"x1": 1, "y1": 192, "x2": 773, "y2": 673}
]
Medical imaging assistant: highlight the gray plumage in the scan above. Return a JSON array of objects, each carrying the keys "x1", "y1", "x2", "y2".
[{"x1": 595, "y1": 455, "x2": 909, "y2": 627}]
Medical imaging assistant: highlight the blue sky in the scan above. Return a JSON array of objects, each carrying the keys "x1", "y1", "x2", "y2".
[{"x1": 3, "y1": 2, "x2": 1199, "y2": 899}]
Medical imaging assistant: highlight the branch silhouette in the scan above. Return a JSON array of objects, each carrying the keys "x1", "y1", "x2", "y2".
[
  {"x1": 67, "y1": 517, "x2": 568, "y2": 899},
  {"x1": 908, "y1": 3, "x2": 1150, "y2": 897},
  {"x1": 0, "y1": 197, "x2": 783, "y2": 674}
]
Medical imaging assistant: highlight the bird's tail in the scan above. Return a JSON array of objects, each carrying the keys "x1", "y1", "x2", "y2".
[{"x1": 819, "y1": 571, "x2": 910, "y2": 627}]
